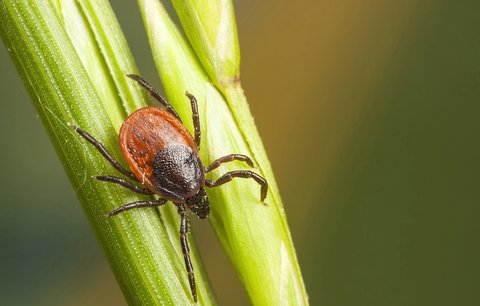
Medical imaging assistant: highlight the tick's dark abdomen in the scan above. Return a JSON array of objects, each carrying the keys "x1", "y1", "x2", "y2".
[{"x1": 153, "y1": 143, "x2": 204, "y2": 201}]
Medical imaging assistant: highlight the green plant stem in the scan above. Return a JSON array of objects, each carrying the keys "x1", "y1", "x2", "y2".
[
  {"x1": 140, "y1": 0, "x2": 308, "y2": 305},
  {"x1": 0, "y1": 1, "x2": 216, "y2": 305}
]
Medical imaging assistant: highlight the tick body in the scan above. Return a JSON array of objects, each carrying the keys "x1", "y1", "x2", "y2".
[
  {"x1": 120, "y1": 107, "x2": 204, "y2": 202},
  {"x1": 74, "y1": 74, "x2": 268, "y2": 303}
]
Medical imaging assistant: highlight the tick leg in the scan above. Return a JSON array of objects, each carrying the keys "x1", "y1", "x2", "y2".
[
  {"x1": 96, "y1": 175, "x2": 154, "y2": 195},
  {"x1": 108, "y1": 199, "x2": 167, "y2": 217},
  {"x1": 127, "y1": 74, "x2": 181, "y2": 121},
  {"x1": 186, "y1": 92, "x2": 201, "y2": 148},
  {"x1": 206, "y1": 170, "x2": 268, "y2": 201},
  {"x1": 178, "y1": 204, "x2": 197, "y2": 303},
  {"x1": 205, "y1": 154, "x2": 254, "y2": 173},
  {"x1": 74, "y1": 126, "x2": 137, "y2": 181}
]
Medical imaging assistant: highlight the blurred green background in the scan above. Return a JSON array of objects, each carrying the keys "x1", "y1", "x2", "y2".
[{"x1": 1, "y1": 1, "x2": 479, "y2": 305}]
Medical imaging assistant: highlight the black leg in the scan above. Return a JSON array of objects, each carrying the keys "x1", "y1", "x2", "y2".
[
  {"x1": 178, "y1": 204, "x2": 197, "y2": 303},
  {"x1": 96, "y1": 175, "x2": 154, "y2": 195},
  {"x1": 74, "y1": 126, "x2": 137, "y2": 181},
  {"x1": 205, "y1": 154, "x2": 254, "y2": 173},
  {"x1": 205, "y1": 170, "x2": 268, "y2": 201},
  {"x1": 127, "y1": 74, "x2": 181, "y2": 121},
  {"x1": 186, "y1": 92, "x2": 201, "y2": 148},
  {"x1": 108, "y1": 199, "x2": 167, "y2": 217}
]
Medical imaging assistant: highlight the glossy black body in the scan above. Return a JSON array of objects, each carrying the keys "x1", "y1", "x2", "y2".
[{"x1": 153, "y1": 143, "x2": 205, "y2": 202}]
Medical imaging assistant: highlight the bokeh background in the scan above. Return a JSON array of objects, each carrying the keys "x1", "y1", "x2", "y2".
[{"x1": 1, "y1": 1, "x2": 479, "y2": 305}]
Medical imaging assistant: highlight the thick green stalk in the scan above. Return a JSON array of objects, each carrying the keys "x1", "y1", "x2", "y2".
[
  {"x1": 170, "y1": 0, "x2": 240, "y2": 89},
  {"x1": 0, "y1": 1, "x2": 216, "y2": 305},
  {"x1": 140, "y1": 0, "x2": 308, "y2": 305}
]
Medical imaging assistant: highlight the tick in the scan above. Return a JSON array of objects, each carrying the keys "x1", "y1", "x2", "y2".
[{"x1": 74, "y1": 74, "x2": 268, "y2": 303}]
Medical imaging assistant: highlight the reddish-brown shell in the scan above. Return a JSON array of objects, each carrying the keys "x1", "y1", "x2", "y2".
[{"x1": 119, "y1": 107, "x2": 198, "y2": 195}]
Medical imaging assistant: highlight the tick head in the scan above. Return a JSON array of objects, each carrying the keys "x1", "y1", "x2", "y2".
[{"x1": 186, "y1": 187, "x2": 210, "y2": 219}]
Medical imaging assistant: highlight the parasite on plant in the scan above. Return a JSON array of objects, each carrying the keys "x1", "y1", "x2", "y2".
[{"x1": 74, "y1": 74, "x2": 268, "y2": 303}]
